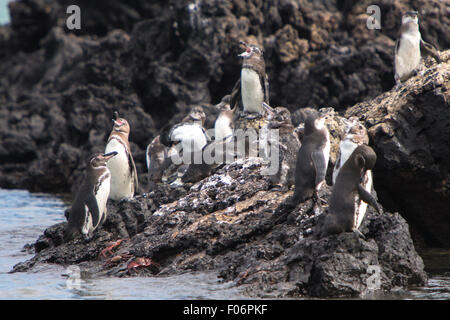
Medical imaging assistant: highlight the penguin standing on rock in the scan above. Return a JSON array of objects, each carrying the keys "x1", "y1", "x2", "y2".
[
  {"x1": 290, "y1": 113, "x2": 330, "y2": 205},
  {"x1": 180, "y1": 97, "x2": 238, "y2": 183},
  {"x1": 65, "y1": 152, "x2": 118, "y2": 241},
  {"x1": 263, "y1": 107, "x2": 301, "y2": 190},
  {"x1": 169, "y1": 106, "x2": 209, "y2": 158},
  {"x1": 394, "y1": 11, "x2": 441, "y2": 85},
  {"x1": 105, "y1": 111, "x2": 139, "y2": 201},
  {"x1": 168, "y1": 107, "x2": 210, "y2": 185},
  {"x1": 214, "y1": 95, "x2": 236, "y2": 141},
  {"x1": 146, "y1": 135, "x2": 170, "y2": 191},
  {"x1": 332, "y1": 118, "x2": 369, "y2": 185},
  {"x1": 231, "y1": 41, "x2": 270, "y2": 117},
  {"x1": 317, "y1": 145, "x2": 381, "y2": 238}
]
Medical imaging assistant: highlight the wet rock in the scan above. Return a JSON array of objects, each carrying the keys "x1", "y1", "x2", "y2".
[{"x1": 12, "y1": 157, "x2": 427, "y2": 298}]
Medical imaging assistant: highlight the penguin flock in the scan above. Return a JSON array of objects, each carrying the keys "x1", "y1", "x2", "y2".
[{"x1": 64, "y1": 12, "x2": 441, "y2": 241}]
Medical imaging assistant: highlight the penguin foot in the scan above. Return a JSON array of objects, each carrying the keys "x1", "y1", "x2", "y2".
[
  {"x1": 312, "y1": 191, "x2": 326, "y2": 206},
  {"x1": 243, "y1": 112, "x2": 263, "y2": 120},
  {"x1": 82, "y1": 234, "x2": 94, "y2": 243},
  {"x1": 118, "y1": 198, "x2": 132, "y2": 204},
  {"x1": 353, "y1": 229, "x2": 366, "y2": 240},
  {"x1": 270, "y1": 184, "x2": 289, "y2": 192}
]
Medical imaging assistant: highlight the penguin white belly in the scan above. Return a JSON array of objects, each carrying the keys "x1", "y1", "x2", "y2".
[
  {"x1": 241, "y1": 68, "x2": 264, "y2": 114},
  {"x1": 105, "y1": 140, "x2": 133, "y2": 200},
  {"x1": 215, "y1": 114, "x2": 233, "y2": 141},
  {"x1": 323, "y1": 132, "x2": 331, "y2": 170},
  {"x1": 333, "y1": 139, "x2": 358, "y2": 185},
  {"x1": 396, "y1": 33, "x2": 421, "y2": 79},
  {"x1": 316, "y1": 132, "x2": 330, "y2": 191},
  {"x1": 353, "y1": 170, "x2": 373, "y2": 230},
  {"x1": 94, "y1": 173, "x2": 110, "y2": 227},
  {"x1": 81, "y1": 205, "x2": 93, "y2": 235},
  {"x1": 171, "y1": 124, "x2": 207, "y2": 153},
  {"x1": 145, "y1": 144, "x2": 151, "y2": 171}
]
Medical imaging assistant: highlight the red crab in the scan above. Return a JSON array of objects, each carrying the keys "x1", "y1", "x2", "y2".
[
  {"x1": 127, "y1": 257, "x2": 160, "y2": 274},
  {"x1": 103, "y1": 253, "x2": 134, "y2": 268},
  {"x1": 99, "y1": 238, "x2": 129, "y2": 258}
]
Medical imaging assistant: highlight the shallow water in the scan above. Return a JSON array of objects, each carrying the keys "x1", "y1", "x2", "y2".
[{"x1": 0, "y1": 188, "x2": 448, "y2": 300}]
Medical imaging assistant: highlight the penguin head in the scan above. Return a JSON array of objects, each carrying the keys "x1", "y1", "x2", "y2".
[
  {"x1": 185, "y1": 106, "x2": 206, "y2": 126},
  {"x1": 354, "y1": 145, "x2": 377, "y2": 171},
  {"x1": 215, "y1": 95, "x2": 231, "y2": 112},
  {"x1": 238, "y1": 41, "x2": 263, "y2": 60},
  {"x1": 112, "y1": 111, "x2": 131, "y2": 135},
  {"x1": 89, "y1": 152, "x2": 118, "y2": 168},
  {"x1": 304, "y1": 113, "x2": 319, "y2": 134},
  {"x1": 150, "y1": 135, "x2": 161, "y2": 146},
  {"x1": 268, "y1": 107, "x2": 291, "y2": 125},
  {"x1": 402, "y1": 11, "x2": 418, "y2": 25}
]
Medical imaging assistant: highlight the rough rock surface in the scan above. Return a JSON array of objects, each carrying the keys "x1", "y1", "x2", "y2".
[
  {"x1": 346, "y1": 52, "x2": 450, "y2": 248},
  {"x1": 12, "y1": 157, "x2": 427, "y2": 298}
]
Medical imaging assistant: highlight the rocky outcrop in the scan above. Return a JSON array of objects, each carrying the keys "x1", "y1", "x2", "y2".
[
  {"x1": 1, "y1": 0, "x2": 448, "y2": 195},
  {"x1": 346, "y1": 51, "x2": 450, "y2": 248},
  {"x1": 12, "y1": 157, "x2": 427, "y2": 298}
]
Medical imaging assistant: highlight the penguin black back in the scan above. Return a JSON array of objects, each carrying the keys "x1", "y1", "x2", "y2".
[
  {"x1": 317, "y1": 145, "x2": 380, "y2": 238},
  {"x1": 65, "y1": 152, "x2": 117, "y2": 241},
  {"x1": 291, "y1": 113, "x2": 330, "y2": 205}
]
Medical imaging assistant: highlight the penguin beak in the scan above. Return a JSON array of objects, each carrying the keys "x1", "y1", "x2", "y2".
[
  {"x1": 263, "y1": 102, "x2": 276, "y2": 119},
  {"x1": 238, "y1": 40, "x2": 252, "y2": 58},
  {"x1": 103, "y1": 151, "x2": 118, "y2": 161},
  {"x1": 112, "y1": 111, "x2": 123, "y2": 127}
]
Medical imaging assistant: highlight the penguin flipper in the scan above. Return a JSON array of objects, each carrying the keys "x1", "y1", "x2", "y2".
[
  {"x1": 357, "y1": 184, "x2": 380, "y2": 213},
  {"x1": 85, "y1": 192, "x2": 101, "y2": 229},
  {"x1": 332, "y1": 152, "x2": 342, "y2": 185},
  {"x1": 420, "y1": 39, "x2": 441, "y2": 63},
  {"x1": 394, "y1": 39, "x2": 400, "y2": 82},
  {"x1": 311, "y1": 150, "x2": 327, "y2": 186},
  {"x1": 129, "y1": 154, "x2": 139, "y2": 194},
  {"x1": 145, "y1": 144, "x2": 151, "y2": 171},
  {"x1": 230, "y1": 78, "x2": 241, "y2": 111},
  {"x1": 263, "y1": 73, "x2": 270, "y2": 105}
]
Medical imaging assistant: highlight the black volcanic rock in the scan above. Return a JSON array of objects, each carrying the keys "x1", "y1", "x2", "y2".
[
  {"x1": 12, "y1": 158, "x2": 427, "y2": 298},
  {"x1": 346, "y1": 52, "x2": 450, "y2": 248}
]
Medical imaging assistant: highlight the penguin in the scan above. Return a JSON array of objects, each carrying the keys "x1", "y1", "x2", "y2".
[
  {"x1": 182, "y1": 105, "x2": 206, "y2": 125},
  {"x1": 105, "y1": 111, "x2": 139, "y2": 201},
  {"x1": 290, "y1": 113, "x2": 330, "y2": 205},
  {"x1": 332, "y1": 118, "x2": 369, "y2": 185},
  {"x1": 262, "y1": 106, "x2": 301, "y2": 190},
  {"x1": 214, "y1": 95, "x2": 236, "y2": 141},
  {"x1": 317, "y1": 145, "x2": 381, "y2": 238},
  {"x1": 230, "y1": 41, "x2": 269, "y2": 117},
  {"x1": 394, "y1": 11, "x2": 441, "y2": 85},
  {"x1": 169, "y1": 107, "x2": 209, "y2": 157},
  {"x1": 168, "y1": 107, "x2": 210, "y2": 185},
  {"x1": 65, "y1": 152, "x2": 118, "y2": 241},
  {"x1": 181, "y1": 96, "x2": 238, "y2": 183},
  {"x1": 145, "y1": 135, "x2": 171, "y2": 191}
]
